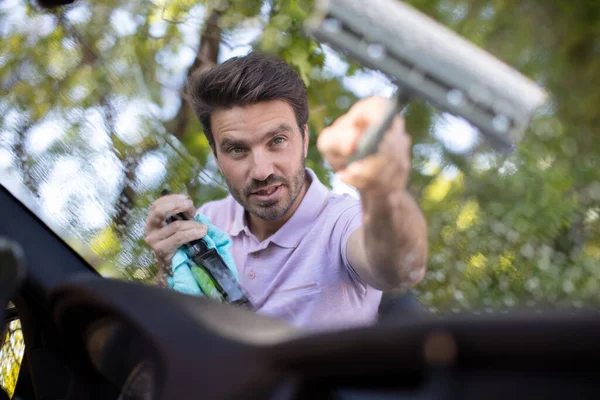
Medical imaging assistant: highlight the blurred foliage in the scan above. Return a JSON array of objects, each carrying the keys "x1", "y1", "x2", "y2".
[
  {"x1": 1, "y1": 1, "x2": 600, "y2": 391},
  {"x1": 1, "y1": 0, "x2": 599, "y2": 394},
  {"x1": 0, "y1": 320, "x2": 24, "y2": 398},
  {"x1": 404, "y1": 0, "x2": 600, "y2": 312}
]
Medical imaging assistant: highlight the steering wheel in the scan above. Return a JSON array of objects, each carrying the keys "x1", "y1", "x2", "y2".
[{"x1": 51, "y1": 274, "x2": 304, "y2": 399}]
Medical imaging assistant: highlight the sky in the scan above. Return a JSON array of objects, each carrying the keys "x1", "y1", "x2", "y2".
[{"x1": 0, "y1": 0, "x2": 479, "y2": 235}]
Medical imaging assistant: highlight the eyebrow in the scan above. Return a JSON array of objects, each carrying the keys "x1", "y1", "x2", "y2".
[{"x1": 219, "y1": 123, "x2": 294, "y2": 150}]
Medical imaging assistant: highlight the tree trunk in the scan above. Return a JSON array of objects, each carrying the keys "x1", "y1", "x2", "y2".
[
  {"x1": 13, "y1": 120, "x2": 39, "y2": 199},
  {"x1": 170, "y1": 9, "x2": 223, "y2": 139}
]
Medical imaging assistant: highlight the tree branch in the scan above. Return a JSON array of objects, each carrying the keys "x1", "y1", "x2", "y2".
[
  {"x1": 57, "y1": 16, "x2": 160, "y2": 238},
  {"x1": 170, "y1": 8, "x2": 223, "y2": 139},
  {"x1": 13, "y1": 117, "x2": 40, "y2": 198}
]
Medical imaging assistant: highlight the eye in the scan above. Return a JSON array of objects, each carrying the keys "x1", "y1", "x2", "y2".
[
  {"x1": 272, "y1": 137, "x2": 286, "y2": 145},
  {"x1": 228, "y1": 147, "x2": 245, "y2": 154}
]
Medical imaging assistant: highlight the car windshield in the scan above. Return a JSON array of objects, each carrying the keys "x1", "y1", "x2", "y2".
[{"x1": 1, "y1": 0, "x2": 599, "y2": 345}]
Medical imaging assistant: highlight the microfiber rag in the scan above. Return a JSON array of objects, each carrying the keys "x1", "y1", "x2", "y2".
[{"x1": 167, "y1": 213, "x2": 239, "y2": 300}]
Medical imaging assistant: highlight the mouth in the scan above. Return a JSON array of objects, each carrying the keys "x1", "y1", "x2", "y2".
[{"x1": 250, "y1": 185, "x2": 282, "y2": 202}]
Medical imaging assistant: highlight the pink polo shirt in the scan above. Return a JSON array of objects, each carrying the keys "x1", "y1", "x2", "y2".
[{"x1": 197, "y1": 168, "x2": 382, "y2": 331}]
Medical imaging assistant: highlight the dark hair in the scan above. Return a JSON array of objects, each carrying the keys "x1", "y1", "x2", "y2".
[{"x1": 186, "y1": 51, "x2": 309, "y2": 154}]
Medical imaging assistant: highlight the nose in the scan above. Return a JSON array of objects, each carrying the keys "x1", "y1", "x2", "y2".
[{"x1": 249, "y1": 150, "x2": 275, "y2": 182}]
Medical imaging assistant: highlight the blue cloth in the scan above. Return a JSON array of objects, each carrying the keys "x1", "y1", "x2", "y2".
[{"x1": 167, "y1": 213, "x2": 239, "y2": 296}]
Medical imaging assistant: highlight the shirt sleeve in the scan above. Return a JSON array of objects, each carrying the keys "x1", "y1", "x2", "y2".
[{"x1": 327, "y1": 199, "x2": 366, "y2": 289}]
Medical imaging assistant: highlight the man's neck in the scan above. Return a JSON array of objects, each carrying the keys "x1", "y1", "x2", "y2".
[{"x1": 247, "y1": 174, "x2": 310, "y2": 242}]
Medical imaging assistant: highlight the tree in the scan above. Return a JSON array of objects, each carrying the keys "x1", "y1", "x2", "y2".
[
  {"x1": 0, "y1": 0, "x2": 598, "y2": 327},
  {"x1": 401, "y1": 0, "x2": 600, "y2": 312},
  {"x1": 2, "y1": 0, "x2": 600, "y2": 395}
]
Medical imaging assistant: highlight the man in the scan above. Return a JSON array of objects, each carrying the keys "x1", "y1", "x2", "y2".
[{"x1": 144, "y1": 51, "x2": 427, "y2": 331}]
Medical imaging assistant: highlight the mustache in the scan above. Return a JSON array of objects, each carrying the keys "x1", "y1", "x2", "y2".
[{"x1": 244, "y1": 175, "x2": 287, "y2": 197}]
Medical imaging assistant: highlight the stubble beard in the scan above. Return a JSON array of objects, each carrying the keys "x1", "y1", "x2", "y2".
[{"x1": 226, "y1": 157, "x2": 306, "y2": 222}]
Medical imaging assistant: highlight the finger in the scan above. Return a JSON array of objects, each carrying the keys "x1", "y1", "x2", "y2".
[
  {"x1": 318, "y1": 121, "x2": 364, "y2": 172},
  {"x1": 145, "y1": 220, "x2": 207, "y2": 246},
  {"x1": 346, "y1": 99, "x2": 406, "y2": 153},
  {"x1": 319, "y1": 115, "x2": 361, "y2": 154},
  {"x1": 145, "y1": 195, "x2": 196, "y2": 231},
  {"x1": 382, "y1": 120, "x2": 412, "y2": 176},
  {"x1": 352, "y1": 114, "x2": 407, "y2": 161},
  {"x1": 153, "y1": 194, "x2": 196, "y2": 219},
  {"x1": 154, "y1": 271, "x2": 170, "y2": 287},
  {"x1": 320, "y1": 104, "x2": 407, "y2": 173},
  {"x1": 146, "y1": 194, "x2": 188, "y2": 231},
  {"x1": 340, "y1": 155, "x2": 387, "y2": 191},
  {"x1": 346, "y1": 96, "x2": 393, "y2": 126},
  {"x1": 150, "y1": 193, "x2": 189, "y2": 210},
  {"x1": 154, "y1": 226, "x2": 209, "y2": 261},
  {"x1": 340, "y1": 118, "x2": 411, "y2": 189},
  {"x1": 379, "y1": 117, "x2": 411, "y2": 158}
]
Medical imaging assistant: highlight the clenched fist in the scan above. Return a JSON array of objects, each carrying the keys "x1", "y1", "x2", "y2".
[
  {"x1": 317, "y1": 96, "x2": 412, "y2": 195},
  {"x1": 144, "y1": 193, "x2": 207, "y2": 282}
]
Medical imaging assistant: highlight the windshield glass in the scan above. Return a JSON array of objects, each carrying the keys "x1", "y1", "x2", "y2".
[{"x1": 1, "y1": 0, "x2": 599, "y2": 316}]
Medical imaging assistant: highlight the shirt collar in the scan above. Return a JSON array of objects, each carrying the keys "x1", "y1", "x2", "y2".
[
  {"x1": 228, "y1": 168, "x2": 330, "y2": 248},
  {"x1": 229, "y1": 198, "x2": 246, "y2": 237}
]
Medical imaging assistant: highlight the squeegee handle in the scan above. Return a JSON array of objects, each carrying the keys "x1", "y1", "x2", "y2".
[{"x1": 346, "y1": 91, "x2": 410, "y2": 166}]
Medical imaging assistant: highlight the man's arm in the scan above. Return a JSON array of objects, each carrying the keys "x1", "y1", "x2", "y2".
[
  {"x1": 346, "y1": 189, "x2": 427, "y2": 291},
  {"x1": 318, "y1": 96, "x2": 428, "y2": 290}
]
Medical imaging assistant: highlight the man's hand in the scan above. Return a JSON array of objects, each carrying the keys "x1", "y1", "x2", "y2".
[
  {"x1": 317, "y1": 96, "x2": 411, "y2": 194},
  {"x1": 144, "y1": 194, "x2": 207, "y2": 279},
  {"x1": 317, "y1": 96, "x2": 427, "y2": 290}
]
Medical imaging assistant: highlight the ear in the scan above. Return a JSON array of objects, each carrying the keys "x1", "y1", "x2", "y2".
[{"x1": 303, "y1": 125, "x2": 309, "y2": 158}]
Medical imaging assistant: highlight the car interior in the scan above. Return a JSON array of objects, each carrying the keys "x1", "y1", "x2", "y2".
[{"x1": 2, "y1": 0, "x2": 600, "y2": 399}]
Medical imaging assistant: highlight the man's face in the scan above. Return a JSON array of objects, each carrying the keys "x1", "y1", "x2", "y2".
[{"x1": 211, "y1": 100, "x2": 309, "y2": 221}]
